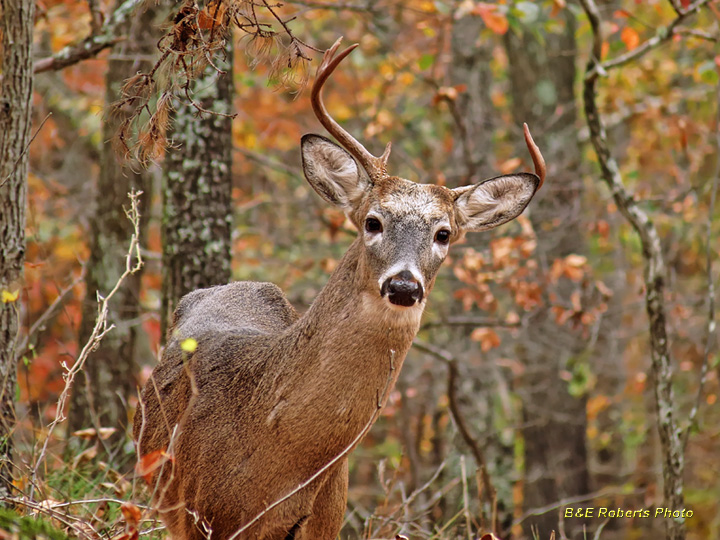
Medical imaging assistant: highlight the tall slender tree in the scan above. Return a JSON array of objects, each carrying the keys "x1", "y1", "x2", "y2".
[
  {"x1": 68, "y1": 3, "x2": 157, "y2": 452},
  {"x1": 160, "y1": 43, "x2": 234, "y2": 338},
  {"x1": 448, "y1": 14, "x2": 495, "y2": 182},
  {"x1": 503, "y1": 8, "x2": 592, "y2": 538},
  {"x1": 0, "y1": 0, "x2": 35, "y2": 496},
  {"x1": 447, "y1": 13, "x2": 517, "y2": 533}
]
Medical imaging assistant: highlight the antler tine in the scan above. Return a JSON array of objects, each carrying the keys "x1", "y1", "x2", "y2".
[
  {"x1": 312, "y1": 37, "x2": 391, "y2": 182},
  {"x1": 523, "y1": 123, "x2": 546, "y2": 189}
]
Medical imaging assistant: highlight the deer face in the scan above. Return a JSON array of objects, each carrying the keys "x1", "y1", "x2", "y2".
[
  {"x1": 302, "y1": 40, "x2": 544, "y2": 311},
  {"x1": 301, "y1": 135, "x2": 540, "y2": 309},
  {"x1": 359, "y1": 178, "x2": 456, "y2": 308}
]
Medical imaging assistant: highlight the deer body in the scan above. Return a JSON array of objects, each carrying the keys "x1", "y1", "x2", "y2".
[
  {"x1": 136, "y1": 240, "x2": 418, "y2": 539},
  {"x1": 135, "y1": 40, "x2": 545, "y2": 540}
]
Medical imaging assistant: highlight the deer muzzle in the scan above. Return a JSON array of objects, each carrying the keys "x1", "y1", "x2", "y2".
[{"x1": 381, "y1": 270, "x2": 424, "y2": 307}]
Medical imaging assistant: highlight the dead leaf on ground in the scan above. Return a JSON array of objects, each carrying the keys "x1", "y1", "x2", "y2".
[{"x1": 72, "y1": 427, "x2": 117, "y2": 440}]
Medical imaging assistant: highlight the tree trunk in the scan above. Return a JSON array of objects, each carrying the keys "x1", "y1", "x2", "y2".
[
  {"x1": 448, "y1": 14, "x2": 495, "y2": 183},
  {"x1": 503, "y1": 8, "x2": 592, "y2": 539},
  {"x1": 160, "y1": 45, "x2": 234, "y2": 339},
  {"x1": 447, "y1": 14, "x2": 517, "y2": 534},
  {"x1": 67, "y1": 2, "x2": 157, "y2": 454},
  {"x1": 0, "y1": 0, "x2": 35, "y2": 497}
]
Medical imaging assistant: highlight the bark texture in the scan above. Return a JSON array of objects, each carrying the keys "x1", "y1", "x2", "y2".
[
  {"x1": 67, "y1": 2, "x2": 156, "y2": 451},
  {"x1": 448, "y1": 14, "x2": 495, "y2": 183},
  {"x1": 161, "y1": 46, "x2": 234, "y2": 339},
  {"x1": 0, "y1": 0, "x2": 35, "y2": 497},
  {"x1": 580, "y1": 1, "x2": 689, "y2": 537},
  {"x1": 447, "y1": 14, "x2": 515, "y2": 533},
  {"x1": 503, "y1": 9, "x2": 591, "y2": 539}
]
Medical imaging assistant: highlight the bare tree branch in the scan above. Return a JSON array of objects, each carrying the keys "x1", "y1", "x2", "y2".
[
  {"x1": 33, "y1": 0, "x2": 145, "y2": 74},
  {"x1": 512, "y1": 487, "x2": 644, "y2": 528},
  {"x1": 412, "y1": 339, "x2": 497, "y2": 532},
  {"x1": 585, "y1": 0, "x2": 711, "y2": 80},
  {"x1": 579, "y1": 1, "x2": 696, "y2": 538}
]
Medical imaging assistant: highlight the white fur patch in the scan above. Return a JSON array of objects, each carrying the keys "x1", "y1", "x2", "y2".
[{"x1": 360, "y1": 291, "x2": 425, "y2": 330}]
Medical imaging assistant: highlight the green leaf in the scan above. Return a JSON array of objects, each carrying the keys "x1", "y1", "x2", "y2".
[
  {"x1": 418, "y1": 53, "x2": 435, "y2": 71},
  {"x1": 698, "y1": 60, "x2": 719, "y2": 84}
]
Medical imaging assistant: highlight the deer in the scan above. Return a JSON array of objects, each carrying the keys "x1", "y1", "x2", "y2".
[{"x1": 133, "y1": 38, "x2": 546, "y2": 540}]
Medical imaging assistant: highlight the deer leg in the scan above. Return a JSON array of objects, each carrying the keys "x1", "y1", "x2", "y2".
[{"x1": 297, "y1": 459, "x2": 349, "y2": 539}]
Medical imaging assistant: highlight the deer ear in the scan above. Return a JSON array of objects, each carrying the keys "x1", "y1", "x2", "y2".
[
  {"x1": 301, "y1": 134, "x2": 370, "y2": 209},
  {"x1": 453, "y1": 173, "x2": 539, "y2": 232}
]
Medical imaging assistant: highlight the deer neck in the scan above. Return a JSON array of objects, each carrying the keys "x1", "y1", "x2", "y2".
[
  {"x1": 275, "y1": 238, "x2": 424, "y2": 426},
  {"x1": 295, "y1": 236, "x2": 423, "y2": 356}
]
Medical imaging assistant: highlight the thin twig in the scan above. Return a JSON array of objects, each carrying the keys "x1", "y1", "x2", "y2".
[
  {"x1": 368, "y1": 459, "x2": 448, "y2": 537},
  {"x1": 412, "y1": 339, "x2": 497, "y2": 527},
  {"x1": 513, "y1": 488, "x2": 644, "y2": 527},
  {"x1": 15, "y1": 270, "x2": 85, "y2": 361},
  {"x1": 1, "y1": 496, "x2": 101, "y2": 540},
  {"x1": 421, "y1": 316, "x2": 521, "y2": 331},
  {"x1": 30, "y1": 191, "x2": 144, "y2": 494},
  {"x1": 683, "y1": 73, "x2": 720, "y2": 449},
  {"x1": 593, "y1": 518, "x2": 611, "y2": 540},
  {"x1": 676, "y1": 27, "x2": 719, "y2": 41},
  {"x1": 0, "y1": 113, "x2": 52, "y2": 188}
]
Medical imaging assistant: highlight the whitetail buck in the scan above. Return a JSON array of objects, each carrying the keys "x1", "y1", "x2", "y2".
[{"x1": 134, "y1": 38, "x2": 545, "y2": 540}]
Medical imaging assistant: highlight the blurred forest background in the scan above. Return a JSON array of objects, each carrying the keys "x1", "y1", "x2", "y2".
[{"x1": 0, "y1": 0, "x2": 718, "y2": 539}]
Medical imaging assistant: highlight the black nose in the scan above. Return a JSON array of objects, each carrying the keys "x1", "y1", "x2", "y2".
[{"x1": 381, "y1": 270, "x2": 424, "y2": 307}]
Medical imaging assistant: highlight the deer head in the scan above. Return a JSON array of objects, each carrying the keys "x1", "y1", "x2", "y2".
[{"x1": 301, "y1": 38, "x2": 545, "y2": 311}]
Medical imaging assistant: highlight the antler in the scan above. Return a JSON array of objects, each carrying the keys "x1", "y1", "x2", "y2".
[
  {"x1": 523, "y1": 123, "x2": 546, "y2": 189},
  {"x1": 312, "y1": 37, "x2": 392, "y2": 182}
]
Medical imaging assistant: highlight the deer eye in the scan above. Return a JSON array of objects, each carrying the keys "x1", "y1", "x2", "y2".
[
  {"x1": 365, "y1": 217, "x2": 383, "y2": 233},
  {"x1": 435, "y1": 229, "x2": 451, "y2": 245}
]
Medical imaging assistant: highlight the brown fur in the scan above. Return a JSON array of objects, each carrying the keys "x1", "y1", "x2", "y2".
[
  {"x1": 135, "y1": 240, "x2": 420, "y2": 540},
  {"x1": 134, "y1": 135, "x2": 540, "y2": 540}
]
